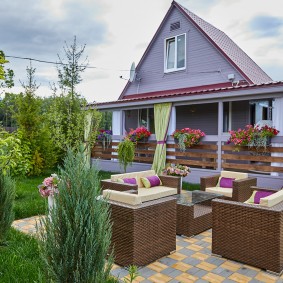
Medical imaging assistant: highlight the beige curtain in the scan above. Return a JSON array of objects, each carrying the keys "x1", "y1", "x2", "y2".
[{"x1": 151, "y1": 103, "x2": 172, "y2": 174}]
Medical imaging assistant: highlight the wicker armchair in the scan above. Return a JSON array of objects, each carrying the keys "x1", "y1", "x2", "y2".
[
  {"x1": 200, "y1": 171, "x2": 257, "y2": 202},
  {"x1": 108, "y1": 196, "x2": 176, "y2": 266},
  {"x1": 212, "y1": 186, "x2": 283, "y2": 275}
]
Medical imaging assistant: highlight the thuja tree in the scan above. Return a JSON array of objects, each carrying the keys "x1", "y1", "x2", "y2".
[
  {"x1": 15, "y1": 64, "x2": 57, "y2": 175},
  {"x1": 47, "y1": 37, "x2": 101, "y2": 160},
  {"x1": 0, "y1": 172, "x2": 15, "y2": 245},
  {"x1": 38, "y1": 146, "x2": 113, "y2": 282}
]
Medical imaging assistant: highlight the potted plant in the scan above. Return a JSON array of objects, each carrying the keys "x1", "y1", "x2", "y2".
[
  {"x1": 172, "y1": 128, "x2": 205, "y2": 152},
  {"x1": 126, "y1": 127, "x2": 151, "y2": 142},
  {"x1": 228, "y1": 124, "x2": 279, "y2": 153},
  {"x1": 117, "y1": 138, "x2": 136, "y2": 172},
  {"x1": 97, "y1": 129, "x2": 112, "y2": 150}
]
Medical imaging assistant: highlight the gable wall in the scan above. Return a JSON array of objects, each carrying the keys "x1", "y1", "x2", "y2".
[{"x1": 123, "y1": 7, "x2": 244, "y2": 97}]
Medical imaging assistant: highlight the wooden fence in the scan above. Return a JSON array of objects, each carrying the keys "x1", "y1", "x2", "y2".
[{"x1": 92, "y1": 140, "x2": 283, "y2": 174}]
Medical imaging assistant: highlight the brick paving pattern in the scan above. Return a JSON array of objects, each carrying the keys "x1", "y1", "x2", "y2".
[{"x1": 13, "y1": 216, "x2": 283, "y2": 283}]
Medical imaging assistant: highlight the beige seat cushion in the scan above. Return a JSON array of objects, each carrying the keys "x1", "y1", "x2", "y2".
[
  {"x1": 205, "y1": 187, "x2": 233, "y2": 198},
  {"x1": 138, "y1": 187, "x2": 177, "y2": 202},
  {"x1": 103, "y1": 189, "x2": 142, "y2": 205},
  {"x1": 259, "y1": 189, "x2": 283, "y2": 207},
  {"x1": 111, "y1": 170, "x2": 156, "y2": 188}
]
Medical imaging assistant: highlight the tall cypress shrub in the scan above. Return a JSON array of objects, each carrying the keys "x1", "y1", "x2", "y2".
[
  {"x1": 39, "y1": 147, "x2": 113, "y2": 282},
  {"x1": 0, "y1": 172, "x2": 15, "y2": 245}
]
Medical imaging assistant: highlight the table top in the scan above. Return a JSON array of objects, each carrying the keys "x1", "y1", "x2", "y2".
[{"x1": 175, "y1": 190, "x2": 223, "y2": 206}]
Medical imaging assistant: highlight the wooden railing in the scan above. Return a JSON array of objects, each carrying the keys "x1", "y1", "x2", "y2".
[{"x1": 92, "y1": 139, "x2": 283, "y2": 174}]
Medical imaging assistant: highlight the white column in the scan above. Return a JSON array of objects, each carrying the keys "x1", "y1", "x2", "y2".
[
  {"x1": 168, "y1": 106, "x2": 176, "y2": 135},
  {"x1": 271, "y1": 97, "x2": 283, "y2": 176},
  {"x1": 112, "y1": 110, "x2": 123, "y2": 135},
  {"x1": 112, "y1": 110, "x2": 123, "y2": 160},
  {"x1": 217, "y1": 102, "x2": 224, "y2": 171}
]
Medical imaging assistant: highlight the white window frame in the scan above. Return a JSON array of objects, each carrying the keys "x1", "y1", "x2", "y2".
[{"x1": 164, "y1": 33, "x2": 186, "y2": 73}]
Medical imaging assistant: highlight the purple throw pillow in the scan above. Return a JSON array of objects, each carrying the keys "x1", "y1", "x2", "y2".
[
  {"x1": 147, "y1": 175, "x2": 161, "y2": 187},
  {"x1": 219, "y1": 177, "x2": 235, "y2": 188},
  {"x1": 122, "y1": 178, "x2": 137, "y2": 185},
  {"x1": 254, "y1": 190, "x2": 275, "y2": 204}
]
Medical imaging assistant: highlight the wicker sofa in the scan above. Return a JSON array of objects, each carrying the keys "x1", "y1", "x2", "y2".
[
  {"x1": 101, "y1": 170, "x2": 179, "y2": 266},
  {"x1": 200, "y1": 170, "x2": 257, "y2": 202},
  {"x1": 212, "y1": 186, "x2": 283, "y2": 275}
]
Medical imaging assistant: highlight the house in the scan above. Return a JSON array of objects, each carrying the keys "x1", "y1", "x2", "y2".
[{"x1": 89, "y1": 1, "x2": 283, "y2": 188}]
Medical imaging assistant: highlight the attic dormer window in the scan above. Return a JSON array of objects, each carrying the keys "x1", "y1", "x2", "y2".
[{"x1": 164, "y1": 33, "x2": 186, "y2": 73}]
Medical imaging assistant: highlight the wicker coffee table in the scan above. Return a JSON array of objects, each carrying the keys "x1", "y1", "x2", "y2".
[{"x1": 176, "y1": 190, "x2": 222, "y2": 237}]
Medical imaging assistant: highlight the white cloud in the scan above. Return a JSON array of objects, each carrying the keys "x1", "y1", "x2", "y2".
[{"x1": 2, "y1": 0, "x2": 283, "y2": 102}]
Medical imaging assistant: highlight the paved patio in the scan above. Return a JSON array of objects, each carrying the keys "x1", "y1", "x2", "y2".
[{"x1": 12, "y1": 216, "x2": 283, "y2": 283}]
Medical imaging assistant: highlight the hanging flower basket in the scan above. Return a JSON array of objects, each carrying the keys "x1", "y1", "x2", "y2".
[
  {"x1": 172, "y1": 128, "x2": 205, "y2": 152},
  {"x1": 126, "y1": 127, "x2": 151, "y2": 142}
]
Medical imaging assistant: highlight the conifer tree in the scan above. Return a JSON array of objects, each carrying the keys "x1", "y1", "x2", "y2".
[
  {"x1": 39, "y1": 146, "x2": 113, "y2": 282},
  {"x1": 0, "y1": 172, "x2": 15, "y2": 245}
]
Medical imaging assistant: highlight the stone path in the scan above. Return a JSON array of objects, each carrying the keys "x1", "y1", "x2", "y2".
[{"x1": 12, "y1": 216, "x2": 283, "y2": 283}]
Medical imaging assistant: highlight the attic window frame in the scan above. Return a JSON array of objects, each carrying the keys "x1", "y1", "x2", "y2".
[{"x1": 164, "y1": 33, "x2": 186, "y2": 73}]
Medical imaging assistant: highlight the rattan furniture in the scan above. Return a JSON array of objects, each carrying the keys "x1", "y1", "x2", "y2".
[
  {"x1": 212, "y1": 186, "x2": 283, "y2": 275},
  {"x1": 200, "y1": 171, "x2": 257, "y2": 202},
  {"x1": 176, "y1": 190, "x2": 222, "y2": 237},
  {"x1": 108, "y1": 196, "x2": 176, "y2": 266},
  {"x1": 101, "y1": 170, "x2": 182, "y2": 194}
]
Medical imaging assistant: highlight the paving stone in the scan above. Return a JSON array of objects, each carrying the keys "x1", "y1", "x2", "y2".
[
  {"x1": 205, "y1": 257, "x2": 226, "y2": 266},
  {"x1": 137, "y1": 267, "x2": 156, "y2": 278},
  {"x1": 249, "y1": 279, "x2": 265, "y2": 283},
  {"x1": 168, "y1": 279, "x2": 181, "y2": 283},
  {"x1": 212, "y1": 267, "x2": 234, "y2": 278},
  {"x1": 177, "y1": 247, "x2": 195, "y2": 256},
  {"x1": 222, "y1": 279, "x2": 237, "y2": 283},
  {"x1": 161, "y1": 267, "x2": 183, "y2": 278},
  {"x1": 177, "y1": 240, "x2": 190, "y2": 247},
  {"x1": 158, "y1": 257, "x2": 178, "y2": 267},
  {"x1": 187, "y1": 266, "x2": 207, "y2": 277},
  {"x1": 110, "y1": 267, "x2": 129, "y2": 278},
  {"x1": 195, "y1": 279, "x2": 210, "y2": 283},
  {"x1": 237, "y1": 266, "x2": 259, "y2": 277},
  {"x1": 182, "y1": 256, "x2": 201, "y2": 266}
]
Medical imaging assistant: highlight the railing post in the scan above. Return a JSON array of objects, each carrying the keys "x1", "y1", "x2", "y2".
[
  {"x1": 167, "y1": 106, "x2": 176, "y2": 161},
  {"x1": 217, "y1": 102, "x2": 224, "y2": 171}
]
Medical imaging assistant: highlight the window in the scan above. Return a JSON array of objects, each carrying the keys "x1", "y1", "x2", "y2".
[{"x1": 164, "y1": 34, "x2": 186, "y2": 72}]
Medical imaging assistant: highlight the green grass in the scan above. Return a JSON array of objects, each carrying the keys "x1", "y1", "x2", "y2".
[
  {"x1": 0, "y1": 228, "x2": 45, "y2": 282},
  {"x1": 13, "y1": 169, "x2": 199, "y2": 220}
]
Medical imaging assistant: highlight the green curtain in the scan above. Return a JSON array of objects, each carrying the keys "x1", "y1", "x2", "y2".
[
  {"x1": 84, "y1": 111, "x2": 94, "y2": 168},
  {"x1": 151, "y1": 103, "x2": 172, "y2": 175}
]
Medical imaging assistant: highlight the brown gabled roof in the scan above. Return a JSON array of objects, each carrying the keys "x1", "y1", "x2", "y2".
[
  {"x1": 175, "y1": 1, "x2": 272, "y2": 84},
  {"x1": 118, "y1": 1, "x2": 272, "y2": 101}
]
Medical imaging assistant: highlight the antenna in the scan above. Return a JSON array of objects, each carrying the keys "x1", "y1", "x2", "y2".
[{"x1": 129, "y1": 62, "x2": 136, "y2": 82}]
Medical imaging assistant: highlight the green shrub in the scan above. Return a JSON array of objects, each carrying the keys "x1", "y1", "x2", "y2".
[
  {"x1": 0, "y1": 172, "x2": 15, "y2": 245},
  {"x1": 38, "y1": 146, "x2": 113, "y2": 282},
  {"x1": 117, "y1": 138, "x2": 136, "y2": 172}
]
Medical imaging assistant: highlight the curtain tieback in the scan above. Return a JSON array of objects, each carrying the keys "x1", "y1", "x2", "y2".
[{"x1": 157, "y1": 140, "x2": 166, "y2": 144}]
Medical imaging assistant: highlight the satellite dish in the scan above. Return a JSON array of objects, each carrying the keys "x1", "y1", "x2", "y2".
[{"x1": 129, "y1": 62, "x2": 136, "y2": 82}]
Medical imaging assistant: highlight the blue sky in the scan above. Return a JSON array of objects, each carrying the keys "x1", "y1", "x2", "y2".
[{"x1": 1, "y1": 0, "x2": 283, "y2": 102}]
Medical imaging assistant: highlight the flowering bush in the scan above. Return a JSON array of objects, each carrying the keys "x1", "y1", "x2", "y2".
[
  {"x1": 97, "y1": 129, "x2": 112, "y2": 140},
  {"x1": 126, "y1": 126, "x2": 151, "y2": 142},
  {"x1": 38, "y1": 173, "x2": 60, "y2": 197},
  {"x1": 172, "y1": 128, "x2": 205, "y2": 151},
  {"x1": 163, "y1": 164, "x2": 190, "y2": 177},
  {"x1": 228, "y1": 124, "x2": 280, "y2": 151}
]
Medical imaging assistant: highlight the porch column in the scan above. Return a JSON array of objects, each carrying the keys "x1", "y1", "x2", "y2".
[
  {"x1": 112, "y1": 110, "x2": 123, "y2": 159},
  {"x1": 167, "y1": 106, "x2": 176, "y2": 160},
  {"x1": 271, "y1": 97, "x2": 283, "y2": 176},
  {"x1": 217, "y1": 102, "x2": 224, "y2": 171}
]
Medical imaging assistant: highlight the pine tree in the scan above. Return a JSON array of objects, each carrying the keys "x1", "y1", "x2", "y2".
[{"x1": 39, "y1": 146, "x2": 113, "y2": 282}]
